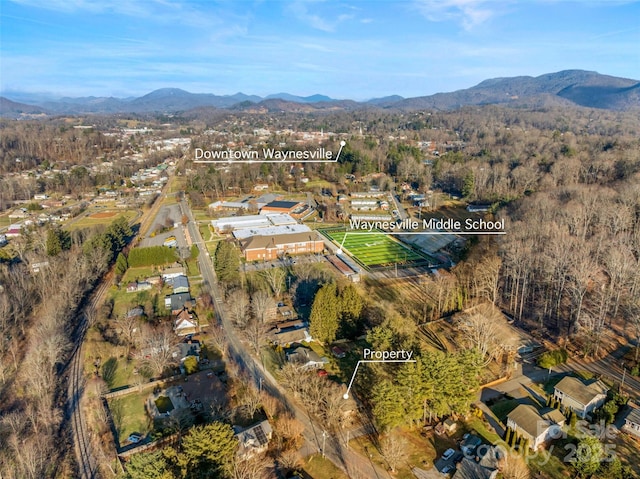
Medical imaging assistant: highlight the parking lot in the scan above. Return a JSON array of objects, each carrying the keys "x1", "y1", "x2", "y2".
[{"x1": 242, "y1": 253, "x2": 325, "y2": 272}]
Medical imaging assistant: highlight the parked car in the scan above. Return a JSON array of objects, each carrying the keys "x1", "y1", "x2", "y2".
[
  {"x1": 127, "y1": 434, "x2": 142, "y2": 444},
  {"x1": 442, "y1": 464, "x2": 454, "y2": 474},
  {"x1": 442, "y1": 448, "x2": 455, "y2": 460},
  {"x1": 331, "y1": 346, "x2": 346, "y2": 359}
]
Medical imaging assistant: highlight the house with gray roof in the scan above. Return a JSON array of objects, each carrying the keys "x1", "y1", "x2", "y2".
[
  {"x1": 506, "y1": 404, "x2": 556, "y2": 450},
  {"x1": 453, "y1": 445, "x2": 503, "y2": 479},
  {"x1": 286, "y1": 346, "x2": 326, "y2": 370},
  {"x1": 622, "y1": 405, "x2": 640, "y2": 438},
  {"x1": 172, "y1": 275, "x2": 190, "y2": 294},
  {"x1": 553, "y1": 376, "x2": 608, "y2": 419}
]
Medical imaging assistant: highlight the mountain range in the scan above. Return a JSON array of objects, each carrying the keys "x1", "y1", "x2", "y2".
[{"x1": 1, "y1": 70, "x2": 638, "y2": 118}]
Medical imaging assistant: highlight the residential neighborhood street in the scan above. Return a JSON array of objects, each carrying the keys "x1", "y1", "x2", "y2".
[{"x1": 181, "y1": 198, "x2": 392, "y2": 478}]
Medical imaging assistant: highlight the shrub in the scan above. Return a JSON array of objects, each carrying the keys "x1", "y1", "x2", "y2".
[
  {"x1": 183, "y1": 356, "x2": 199, "y2": 375},
  {"x1": 537, "y1": 348, "x2": 568, "y2": 369}
]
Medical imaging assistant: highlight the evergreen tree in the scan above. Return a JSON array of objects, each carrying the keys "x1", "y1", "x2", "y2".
[
  {"x1": 125, "y1": 450, "x2": 174, "y2": 479},
  {"x1": 505, "y1": 426, "x2": 512, "y2": 444},
  {"x1": 46, "y1": 228, "x2": 71, "y2": 256},
  {"x1": 338, "y1": 283, "x2": 364, "y2": 338},
  {"x1": 462, "y1": 171, "x2": 475, "y2": 198},
  {"x1": 569, "y1": 409, "x2": 577, "y2": 428},
  {"x1": 214, "y1": 241, "x2": 240, "y2": 286},
  {"x1": 309, "y1": 282, "x2": 340, "y2": 344},
  {"x1": 372, "y1": 379, "x2": 406, "y2": 431},
  {"x1": 115, "y1": 252, "x2": 128, "y2": 276},
  {"x1": 573, "y1": 436, "x2": 604, "y2": 478},
  {"x1": 172, "y1": 422, "x2": 237, "y2": 478},
  {"x1": 46, "y1": 228, "x2": 62, "y2": 256}
]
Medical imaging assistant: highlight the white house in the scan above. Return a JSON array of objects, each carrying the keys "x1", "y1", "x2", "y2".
[
  {"x1": 553, "y1": 376, "x2": 608, "y2": 419},
  {"x1": 622, "y1": 406, "x2": 640, "y2": 439},
  {"x1": 506, "y1": 405, "x2": 559, "y2": 450}
]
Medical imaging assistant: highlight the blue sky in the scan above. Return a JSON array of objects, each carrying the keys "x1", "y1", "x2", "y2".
[{"x1": 1, "y1": 0, "x2": 639, "y2": 99}]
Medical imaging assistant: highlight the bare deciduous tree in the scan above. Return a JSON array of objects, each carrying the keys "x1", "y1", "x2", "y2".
[
  {"x1": 251, "y1": 290, "x2": 276, "y2": 324},
  {"x1": 498, "y1": 451, "x2": 530, "y2": 479},
  {"x1": 457, "y1": 304, "x2": 503, "y2": 366},
  {"x1": 380, "y1": 435, "x2": 409, "y2": 473},
  {"x1": 227, "y1": 289, "x2": 250, "y2": 328},
  {"x1": 261, "y1": 267, "x2": 285, "y2": 298},
  {"x1": 133, "y1": 324, "x2": 178, "y2": 377}
]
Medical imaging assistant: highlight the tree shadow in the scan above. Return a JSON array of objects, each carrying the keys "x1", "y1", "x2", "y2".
[{"x1": 102, "y1": 357, "x2": 118, "y2": 388}]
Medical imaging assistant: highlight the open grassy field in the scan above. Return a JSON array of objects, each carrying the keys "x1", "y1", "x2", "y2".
[
  {"x1": 303, "y1": 454, "x2": 349, "y2": 479},
  {"x1": 321, "y1": 228, "x2": 431, "y2": 270},
  {"x1": 108, "y1": 390, "x2": 153, "y2": 447},
  {"x1": 65, "y1": 209, "x2": 138, "y2": 231}
]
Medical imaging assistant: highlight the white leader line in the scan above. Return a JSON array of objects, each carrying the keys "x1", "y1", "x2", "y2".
[{"x1": 343, "y1": 359, "x2": 416, "y2": 400}]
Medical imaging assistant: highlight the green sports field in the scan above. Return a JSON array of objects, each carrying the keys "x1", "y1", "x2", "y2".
[{"x1": 322, "y1": 228, "x2": 431, "y2": 270}]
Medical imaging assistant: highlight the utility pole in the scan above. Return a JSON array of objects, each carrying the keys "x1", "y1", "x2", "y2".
[{"x1": 322, "y1": 430, "x2": 327, "y2": 458}]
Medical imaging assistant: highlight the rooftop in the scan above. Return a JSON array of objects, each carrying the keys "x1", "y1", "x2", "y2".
[
  {"x1": 554, "y1": 376, "x2": 608, "y2": 406},
  {"x1": 507, "y1": 404, "x2": 548, "y2": 438}
]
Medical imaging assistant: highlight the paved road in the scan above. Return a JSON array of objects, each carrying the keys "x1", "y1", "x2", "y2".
[{"x1": 181, "y1": 198, "x2": 392, "y2": 479}]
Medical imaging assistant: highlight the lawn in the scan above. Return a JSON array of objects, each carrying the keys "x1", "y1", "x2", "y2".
[
  {"x1": 66, "y1": 209, "x2": 137, "y2": 231},
  {"x1": 108, "y1": 390, "x2": 153, "y2": 447},
  {"x1": 83, "y1": 329, "x2": 137, "y2": 390},
  {"x1": 321, "y1": 228, "x2": 431, "y2": 270},
  {"x1": 108, "y1": 282, "x2": 170, "y2": 318},
  {"x1": 465, "y1": 416, "x2": 502, "y2": 445},
  {"x1": 303, "y1": 454, "x2": 348, "y2": 479},
  {"x1": 121, "y1": 265, "x2": 157, "y2": 284}
]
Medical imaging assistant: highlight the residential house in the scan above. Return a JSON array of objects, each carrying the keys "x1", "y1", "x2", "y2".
[
  {"x1": 506, "y1": 405, "x2": 558, "y2": 450},
  {"x1": 286, "y1": 347, "x2": 326, "y2": 370},
  {"x1": 541, "y1": 407, "x2": 566, "y2": 427},
  {"x1": 6, "y1": 224, "x2": 22, "y2": 238},
  {"x1": 165, "y1": 292, "x2": 193, "y2": 314},
  {"x1": 269, "y1": 321, "x2": 312, "y2": 347},
  {"x1": 174, "y1": 309, "x2": 199, "y2": 336},
  {"x1": 161, "y1": 264, "x2": 186, "y2": 281},
  {"x1": 622, "y1": 405, "x2": 640, "y2": 439},
  {"x1": 553, "y1": 376, "x2": 608, "y2": 419},
  {"x1": 234, "y1": 420, "x2": 273, "y2": 459},
  {"x1": 452, "y1": 445, "x2": 503, "y2": 479},
  {"x1": 173, "y1": 340, "x2": 201, "y2": 363},
  {"x1": 172, "y1": 275, "x2": 190, "y2": 294}
]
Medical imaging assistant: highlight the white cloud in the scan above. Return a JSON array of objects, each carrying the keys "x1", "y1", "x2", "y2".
[{"x1": 414, "y1": 0, "x2": 499, "y2": 30}]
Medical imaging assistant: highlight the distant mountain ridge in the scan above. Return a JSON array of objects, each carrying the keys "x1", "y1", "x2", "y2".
[{"x1": 1, "y1": 70, "x2": 638, "y2": 117}]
